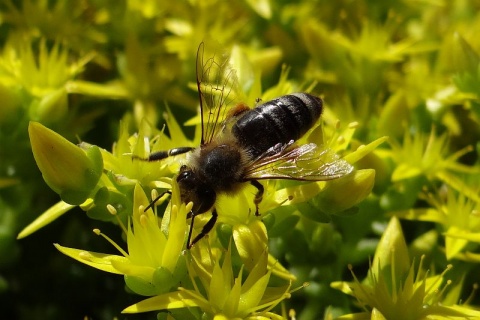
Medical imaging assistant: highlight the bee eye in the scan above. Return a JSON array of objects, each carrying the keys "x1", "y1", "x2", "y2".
[
  {"x1": 177, "y1": 170, "x2": 192, "y2": 182},
  {"x1": 179, "y1": 165, "x2": 188, "y2": 172}
]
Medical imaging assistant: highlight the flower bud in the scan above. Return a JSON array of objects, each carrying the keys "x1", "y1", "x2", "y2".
[
  {"x1": 372, "y1": 216, "x2": 410, "y2": 278},
  {"x1": 233, "y1": 220, "x2": 268, "y2": 271},
  {"x1": 314, "y1": 169, "x2": 375, "y2": 215},
  {"x1": 29, "y1": 121, "x2": 103, "y2": 205}
]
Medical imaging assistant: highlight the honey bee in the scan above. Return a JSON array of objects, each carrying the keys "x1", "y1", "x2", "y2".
[{"x1": 143, "y1": 43, "x2": 353, "y2": 248}]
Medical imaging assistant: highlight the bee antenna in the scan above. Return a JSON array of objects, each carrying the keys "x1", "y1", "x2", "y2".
[{"x1": 144, "y1": 190, "x2": 172, "y2": 212}]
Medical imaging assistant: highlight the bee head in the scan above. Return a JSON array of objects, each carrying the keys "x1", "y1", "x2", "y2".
[{"x1": 177, "y1": 165, "x2": 216, "y2": 214}]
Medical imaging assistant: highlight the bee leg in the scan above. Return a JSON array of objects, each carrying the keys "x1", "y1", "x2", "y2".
[
  {"x1": 144, "y1": 190, "x2": 171, "y2": 212},
  {"x1": 250, "y1": 180, "x2": 264, "y2": 216},
  {"x1": 134, "y1": 147, "x2": 194, "y2": 161},
  {"x1": 187, "y1": 209, "x2": 218, "y2": 249}
]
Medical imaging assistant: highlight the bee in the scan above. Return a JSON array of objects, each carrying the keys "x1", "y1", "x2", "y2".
[{"x1": 143, "y1": 43, "x2": 353, "y2": 249}]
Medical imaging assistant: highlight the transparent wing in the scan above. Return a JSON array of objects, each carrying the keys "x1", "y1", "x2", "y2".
[
  {"x1": 196, "y1": 42, "x2": 238, "y2": 145},
  {"x1": 244, "y1": 142, "x2": 354, "y2": 181}
]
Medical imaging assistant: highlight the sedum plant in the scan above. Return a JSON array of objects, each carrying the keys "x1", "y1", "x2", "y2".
[
  {"x1": 1, "y1": 0, "x2": 480, "y2": 319},
  {"x1": 23, "y1": 72, "x2": 379, "y2": 317},
  {"x1": 331, "y1": 217, "x2": 480, "y2": 320}
]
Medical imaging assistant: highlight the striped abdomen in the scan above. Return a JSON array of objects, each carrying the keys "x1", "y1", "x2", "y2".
[{"x1": 232, "y1": 93, "x2": 323, "y2": 158}]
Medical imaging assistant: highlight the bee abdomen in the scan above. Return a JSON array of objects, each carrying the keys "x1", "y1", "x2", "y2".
[{"x1": 232, "y1": 93, "x2": 323, "y2": 158}]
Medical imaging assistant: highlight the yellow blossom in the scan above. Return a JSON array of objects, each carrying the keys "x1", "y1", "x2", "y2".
[{"x1": 55, "y1": 183, "x2": 188, "y2": 296}]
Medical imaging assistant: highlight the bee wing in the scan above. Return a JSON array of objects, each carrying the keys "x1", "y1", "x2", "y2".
[
  {"x1": 244, "y1": 142, "x2": 354, "y2": 181},
  {"x1": 196, "y1": 42, "x2": 239, "y2": 145}
]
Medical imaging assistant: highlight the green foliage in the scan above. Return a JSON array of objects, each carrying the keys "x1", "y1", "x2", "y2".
[{"x1": 1, "y1": 0, "x2": 480, "y2": 319}]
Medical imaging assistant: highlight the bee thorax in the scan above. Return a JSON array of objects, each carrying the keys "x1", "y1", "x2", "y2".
[{"x1": 193, "y1": 144, "x2": 245, "y2": 192}]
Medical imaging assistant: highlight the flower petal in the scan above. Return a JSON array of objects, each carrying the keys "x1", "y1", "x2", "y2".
[
  {"x1": 233, "y1": 220, "x2": 268, "y2": 271},
  {"x1": 344, "y1": 136, "x2": 388, "y2": 164},
  {"x1": 122, "y1": 291, "x2": 200, "y2": 313},
  {"x1": 239, "y1": 270, "x2": 270, "y2": 314},
  {"x1": 54, "y1": 243, "x2": 128, "y2": 274},
  {"x1": 110, "y1": 259, "x2": 155, "y2": 280},
  {"x1": 17, "y1": 201, "x2": 75, "y2": 239}
]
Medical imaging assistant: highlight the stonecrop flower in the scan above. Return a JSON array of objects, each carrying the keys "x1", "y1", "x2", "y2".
[
  {"x1": 19, "y1": 111, "x2": 193, "y2": 237},
  {"x1": 55, "y1": 183, "x2": 188, "y2": 296},
  {"x1": 388, "y1": 128, "x2": 477, "y2": 197},
  {"x1": 19, "y1": 37, "x2": 390, "y2": 319},
  {"x1": 392, "y1": 187, "x2": 480, "y2": 261},
  {"x1": 123, "y1": 227, "x2": 299, "y2": 319},
  {"x1": 331, "y1": 217, "x2": 480, "y2": 320},
  {"x1": 0, "y1": 35, "x2": 93, "y2": 124}
]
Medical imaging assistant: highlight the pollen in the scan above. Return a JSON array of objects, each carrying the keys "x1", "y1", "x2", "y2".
[
  {"x1": 289, "y1": 309, "x2": 296, "y2": 319},
  {"x1": 106, "y1": 204, "x2": 117, "y2": 215},
  {"x1": 348, "y1": 121, "x2": 359, "y2": 129},
  {"x1": 139, "y1": 213, "x2": 148, "y2": 227}
]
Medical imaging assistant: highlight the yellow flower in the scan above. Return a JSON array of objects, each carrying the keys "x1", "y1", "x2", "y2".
[
  {"x1": 388, "y1": 129, "x2": 477, "y2": 195},
  {"x1": 123, "y1": 241, "x2": 296, "y2": 319},
  {"x1": 55, "y1": 183, "x2": 188, "y2": 296},
  {"x1": 392, "y1": 188, "x2": 480, "y2": 260},
  {"x1": 20, "y1": 112, "x2": 191, "y2": 237},
  {"x1": 0, "y1": 36, "x2": 92, "y2": 124},
  {"x1": 331, "y1": 217, "x2": 480, "y2": 320}
]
